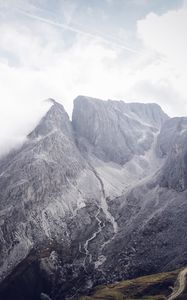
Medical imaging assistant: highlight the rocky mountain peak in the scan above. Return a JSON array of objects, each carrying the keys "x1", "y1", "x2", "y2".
[{"x1": 28, "y1": 99, "x2": 72, "y2": 141}]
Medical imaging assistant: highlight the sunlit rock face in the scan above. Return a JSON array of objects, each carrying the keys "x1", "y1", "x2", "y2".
[{"x1": 0, "y1": 96, "x2": 187, "y2": 300}]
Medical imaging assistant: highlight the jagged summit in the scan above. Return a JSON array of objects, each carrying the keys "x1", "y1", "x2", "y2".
[
  {"x1": 75, "y1": 95, "x2": 165, "y2": 107},
  {"x1": 28, "y1": 99, "x2": 70, "y2": 140},
  {"x1": 45, "y1": 97, "x2": 57, "y2": 104}
]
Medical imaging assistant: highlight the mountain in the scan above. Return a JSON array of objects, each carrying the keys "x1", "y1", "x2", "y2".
[
  {"x1": 0, "y1": 99, "x2": 84, "y2": 279},
  {"x1": 0, "y1": 96, "x2": 186, "y2": 300}
]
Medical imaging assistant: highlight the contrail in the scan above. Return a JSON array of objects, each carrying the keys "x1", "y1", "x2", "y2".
[{"x1": 13, "y1": 7, "x2": 140, "y2": 54}]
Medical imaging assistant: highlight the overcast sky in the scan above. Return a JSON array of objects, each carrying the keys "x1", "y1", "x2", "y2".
[{"x1": 0, "y1": 0, "x2": 187, "y2": 156}]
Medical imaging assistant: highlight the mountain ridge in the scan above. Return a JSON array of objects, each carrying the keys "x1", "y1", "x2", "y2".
[{"x1": 0, "y1": 95, "x2": 187, "y2": 300}]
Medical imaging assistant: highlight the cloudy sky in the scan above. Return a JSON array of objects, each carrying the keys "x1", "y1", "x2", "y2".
[{"x1": 0, "y1": 0, "x2": 187, "y2": 155}]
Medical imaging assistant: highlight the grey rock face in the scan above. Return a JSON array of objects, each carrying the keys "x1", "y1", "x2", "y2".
[
  {"x1": 156, "y1": 117, "x2": 187, "y2": 191},
  {"x1": 72, "y1": 96, "x2": 168, "y2": 164},
  {"x1": 0, "y1": 100, "x2": 87, "y2": 281},
  {"x1": 0, "y1": 96, "x2": 187, "y2": 300},
  {"x1": 103, "y1": 183, "x2": 187, "y2": 281},
  {"x1": 102, "y1": 117, "x2": 187, "y2": 280}
]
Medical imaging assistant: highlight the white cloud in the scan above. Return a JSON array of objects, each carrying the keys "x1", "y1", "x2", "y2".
[
  {"x1": 0, "y1": 16, "x2": 124, "y2": 156},
  {"x1": 137, "y1": 9, "x2": 187, "y2": 73},
  {"x1": 136, "y1": 4, "x2": 187, "y2": 113},
  {"x1": 0, "y1": 1, "x2": 187, "y2": 156}
]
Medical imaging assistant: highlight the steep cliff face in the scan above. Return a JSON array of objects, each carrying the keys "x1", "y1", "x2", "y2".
[
  {"x1": 0, "y1": 96, "x2": 187, "y2": 300},
  {"x1": 72, "y1": 96, "x2": 168, "y2": 164}
]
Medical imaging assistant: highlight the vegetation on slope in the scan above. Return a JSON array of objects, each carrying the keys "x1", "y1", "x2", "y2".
[{"x1": 79, "y1": 269, "x2": 187, "y2": 300}]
